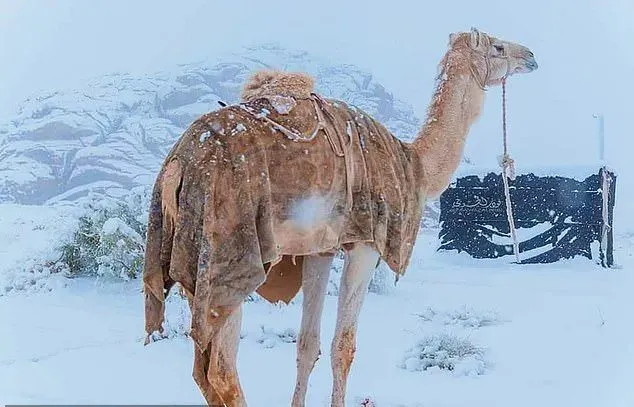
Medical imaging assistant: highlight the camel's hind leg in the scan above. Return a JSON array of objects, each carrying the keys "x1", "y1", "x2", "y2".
[
  {"x1": 193, "y1": 305, "x2": 246, "y2": 407},
  {"x1": 330, "y1": 243, "x2": 379, "y2": 407},
  {"x1": 292, "y1": 253, "x2": 334, "y2": 407}
]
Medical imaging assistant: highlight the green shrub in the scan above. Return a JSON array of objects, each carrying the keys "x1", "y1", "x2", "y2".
[{"x1": 57, "y1": 186, "x2": 150, "y2": 280}]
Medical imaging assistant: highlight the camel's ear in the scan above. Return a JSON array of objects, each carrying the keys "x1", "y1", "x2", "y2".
[
  {"x1": 469, "y1": 27, "x2": 481, "y2": 48},
  {"x1": 449, "y1": 32, "x2": 458, "y2": 45}
]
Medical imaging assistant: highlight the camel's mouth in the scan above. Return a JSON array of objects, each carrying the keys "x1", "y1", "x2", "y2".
[{"x1": 517, "y1": 56, "x2": 538, "y2": 73}]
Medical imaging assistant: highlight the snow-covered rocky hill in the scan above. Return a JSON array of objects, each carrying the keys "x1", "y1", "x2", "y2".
[{"x1": 0, "y1": 44, "x2": 425, "y2": 205}]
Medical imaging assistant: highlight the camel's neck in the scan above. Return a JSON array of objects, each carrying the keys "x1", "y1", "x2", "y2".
[{"x1": 412, "y1": 51, "x2": 486, "y2": 198}]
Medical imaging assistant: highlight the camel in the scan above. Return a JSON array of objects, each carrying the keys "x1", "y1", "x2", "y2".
[{"x1": 142, "y1": 28, "x2": 537, "y2": 407}]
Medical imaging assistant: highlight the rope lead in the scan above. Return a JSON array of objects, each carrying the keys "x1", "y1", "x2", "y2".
[{"x1": 501, "y1": 78, "x2": 521, "y2": 263}]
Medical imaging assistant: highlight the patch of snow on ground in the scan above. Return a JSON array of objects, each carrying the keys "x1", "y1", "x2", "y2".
[{"x1": 0, "y1": 203, "x2": 80, "y2": 295}]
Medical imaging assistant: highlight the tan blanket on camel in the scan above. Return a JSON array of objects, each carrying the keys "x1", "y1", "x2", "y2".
[{"x1": 143, "y1": 72, "x2": 425, "y2": 350}]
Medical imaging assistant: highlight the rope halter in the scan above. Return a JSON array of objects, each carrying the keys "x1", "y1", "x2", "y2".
[{"x1": 467, "y1": 34, "x2": 512, "y2": 91}]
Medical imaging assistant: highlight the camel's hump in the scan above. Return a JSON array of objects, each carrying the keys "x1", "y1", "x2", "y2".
[{"x1": 241, "y1": 70, "x2": 315, "y2": 103}]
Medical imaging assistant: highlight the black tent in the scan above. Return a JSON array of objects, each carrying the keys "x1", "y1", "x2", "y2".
[{"x1": 438, "y1": 166, "x2": 616, "y2": 267}]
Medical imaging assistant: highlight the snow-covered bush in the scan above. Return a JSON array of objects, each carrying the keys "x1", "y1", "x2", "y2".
[
  {"x1": 1, "y1": 258, "x2": 71, "y2": 296},
  {"x1": 416, "y1": 305, "x2": 503, "y2": 328},
  {"x1": 356, "y1": 397, "x2": 377, "y2": 407},
  {"x1": 56, "y1": 186, "x2": 151, "y2": 280},
  {"x1": 256, "y1": 325, "x2": 298, "y2": 348},
  {"x1": 401, "y1": 334, "x2": 487, "y2": 376},
  {"x1": 422, "y1": 199, "x2": 441, "y2": 229}
]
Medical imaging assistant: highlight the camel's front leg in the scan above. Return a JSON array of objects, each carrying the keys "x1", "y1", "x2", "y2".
[
  {"x1": 330, "y1": 243, "x2": 380, "y2": 407},
  {"x1": 292, "y1": 253, "x2": 334, "y2": 407},
  {"x1": 193, "y1": 305, "x2": 247, "y2": 407}
]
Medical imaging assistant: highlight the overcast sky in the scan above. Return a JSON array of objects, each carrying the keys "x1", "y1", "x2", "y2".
[{"x1": 1, "y1": 0, "x2": 632, "y2": 174}]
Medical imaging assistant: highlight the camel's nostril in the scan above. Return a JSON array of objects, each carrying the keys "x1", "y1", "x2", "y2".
[{"x1": 524, "y1": 55, "x2": 538, "y2": 71}]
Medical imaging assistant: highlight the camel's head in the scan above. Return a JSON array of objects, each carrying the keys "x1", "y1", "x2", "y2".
[{"x1": 449, "y1": 27, "x2": 538, "y2": 87}]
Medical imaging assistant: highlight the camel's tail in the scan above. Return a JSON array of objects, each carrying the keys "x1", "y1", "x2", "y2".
[{"x1": 142, "y1": 159, "x2": 182, "y2": 344}]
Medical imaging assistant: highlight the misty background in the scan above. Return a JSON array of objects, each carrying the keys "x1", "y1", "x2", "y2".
[{"x1": 1, "y1": 0, "x2": 632, "y2": 223}]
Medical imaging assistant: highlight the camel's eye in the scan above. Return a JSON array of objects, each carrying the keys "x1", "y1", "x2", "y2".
[{"x1": 493, "y1": 44, "x2": 505, "y2": 54}]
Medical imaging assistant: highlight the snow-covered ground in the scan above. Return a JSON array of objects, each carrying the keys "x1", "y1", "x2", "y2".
[{"x1": 1, "y1": 204, "x2": 633, "y2": 406}]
